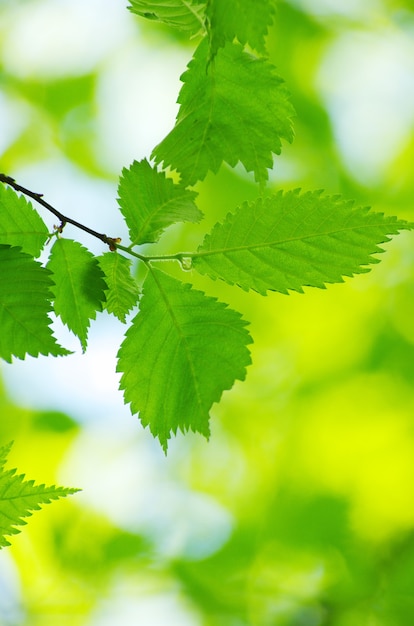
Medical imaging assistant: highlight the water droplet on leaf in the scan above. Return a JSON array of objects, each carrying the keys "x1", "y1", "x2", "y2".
[{"x1": 181, "y1": 257, "x2": 193, "y2": 271}]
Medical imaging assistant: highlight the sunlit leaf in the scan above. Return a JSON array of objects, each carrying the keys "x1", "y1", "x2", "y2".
[
  {"x1": 128, "y1": 0, "x2": 205, "y2": 34},
  {"x1": 117, "y1": 267, "x2": 252, "y2": 451},
  {"x1": 194, "y1": 190, "x2": 414, "y2": 294},
  {"x1": 0, "y1": 442, "x2": 78, "y2": 548},
  {"x1": 153, "y1": 39, "x2": 294, "y2": 186},
  {"x1": 47, "y1": 239, "x2": 107, "y2": 351},
  {"x1": 118, "y1": 159, "x2": 202, "y2": 245}
]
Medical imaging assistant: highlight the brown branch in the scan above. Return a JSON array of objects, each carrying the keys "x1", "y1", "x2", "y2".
[{"x1": 0, "y1": 173, "x2": 121, "y2": 250}]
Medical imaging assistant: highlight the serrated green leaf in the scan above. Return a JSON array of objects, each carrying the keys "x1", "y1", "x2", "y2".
[
  {"x1": 128, "y1": 0, "x2": 205, "y2": 34},
  {"x1": 0, "y1": 184, "x2": 49, "y2": 257},
  {"x1": 0, "y1": 443, "x2": 12, "y2": 471},
  {"x1": 0, "y1": 245, "x2": 70, "y2": 362},
  {"x1": 97, "y1": 252, "x2": 139, "y2": 323},
  {"x1": 47, "y1": 239, "x2": 107, "y2": 351},
  {"x1": 206, "y1": 0, "x2": 276, "y2": 56},
  {"x1": 117, "y1": 268, "x2": 252, "y2": 451},
  {"x1": 153, "y1": 39, "x2": 294, "y2": 186},
  {"x1": 0, "y1": 441, "x2": 78, "y2": 548},
  {"x1": 118, "y1": 159, "x2": 202, "y2": 245},
  {"x1": 193, "y1": 190, "x2": 414, "y2": 294}
]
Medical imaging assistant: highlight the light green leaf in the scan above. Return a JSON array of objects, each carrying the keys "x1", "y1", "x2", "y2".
[
  {"x1": 0, "y1": 444, "x2": 9, "y2": 470},
  {"x1": 206, "y1": 0, "x2": 276, "y2": 56},
  {"x1": 0, "y1": 184, "x2": 49, "y2": 257},
  {"x1": 193, "y1": 190, "x2": 414, "y2": 295},
  {"x1": 118, "y1": 159, "x2": 202, "y2": 245},
  {"x1": 47, "y1": 239, "x2": 107, "y2": 351},
  {"x1": 117, "y1": 268, "x2": 252, "y2": 451},
  {"x1": 97, "y1": 252, "x2": 139, "y2": 323},
  {"x1": 0, "y1": 442, "x2": 78, "y2": 548},
  {"x1": 128, "y1": 0, "x2": 205, "y2": 34},
  {"x1": 153, "y1": 39, "x2": 294, "y2": 186},
  {"x1": 0, "y1": 245, "x2": 70, "y2": 362}
]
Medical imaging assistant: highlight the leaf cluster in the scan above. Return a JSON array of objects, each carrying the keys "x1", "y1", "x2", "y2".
[{"x1": 0, "y1": 1, "x2": 412, "y2": 455}]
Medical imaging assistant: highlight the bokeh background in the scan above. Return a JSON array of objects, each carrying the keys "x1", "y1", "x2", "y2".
[{"x1": 1, "y1": 0, "x2": 414, "y2": 624}]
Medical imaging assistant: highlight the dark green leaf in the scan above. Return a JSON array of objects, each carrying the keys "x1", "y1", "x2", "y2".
[{"x1": 0, "y1": 245, "x2": 70, "y2": 362}]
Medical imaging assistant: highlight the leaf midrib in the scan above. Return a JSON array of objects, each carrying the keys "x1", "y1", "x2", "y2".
[
  {"x1": 149, "y1": 267, "x2": 204, "y2": 415},
  {"x1": 181, "y1": 0, "x2": 205, "y2": 29},
  {"x1": 195, "y1": 219, "x2": 407, "y2": 259},
  {"x1": 131, "y1": 193, "x2": 196, "y2": 246}
]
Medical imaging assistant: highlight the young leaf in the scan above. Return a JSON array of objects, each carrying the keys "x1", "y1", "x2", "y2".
[
  {"x1": 152, "y1": 39, "x2": 295, "y2": 186},
  {"x1": 206, "y1": 0, "x2": 276, "y2": 56},
  {"x1": 117, "y1": 267, "x2": 252, "y2": 451},
  {"x1": 0, "y1": 245, "x2": 70, "y2": 362},
  {"x1": 0, "y1": 184, "x2": 49, "y2": 257},
  {"x1": 193, "y1": 190, "x2": 414, "y2": 295},
  {"x1": 118, "y1": 159, "x2": 202, "y2": 245},
  {"x1": 47, "y1": 239, "x2": 107, "y2": 351},
  {"x1": 97, "y1": 252, "x2": 139, "y2": 323},
  {"x1": 128, "y1": 0, "x2": 205, "y2": 35},
  {"x1": 0, "y1": 442, "x2": 79, "y2": 548}
]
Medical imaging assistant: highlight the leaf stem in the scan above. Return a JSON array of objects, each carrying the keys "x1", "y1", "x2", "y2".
[
  {"x1": 115, "y1": 245, "x2": 193, "y2": 270},
  {"x1": 140, "y1": 252, "x2": 186, "y2": 262},
  {"x1": 113, "y1": 242, "x2": 147, "y2": 261}
]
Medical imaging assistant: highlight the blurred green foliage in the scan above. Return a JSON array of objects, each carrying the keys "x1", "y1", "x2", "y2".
[{"x1": 1, "y1": 0, "x2": 414, "y2": 624}]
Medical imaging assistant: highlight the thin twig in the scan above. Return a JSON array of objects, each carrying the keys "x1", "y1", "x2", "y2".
[
  {"x1": 0, "y1": 173, "x2": 121, "y2": 250},
  {"x1": 0, "y1": 173, "x2": 193, "y2": 267}
]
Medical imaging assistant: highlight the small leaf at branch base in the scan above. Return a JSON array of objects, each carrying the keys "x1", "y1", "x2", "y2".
[
  {"x1": 47, "y1": 239, "x2": 107, "y2": 351},
  {"x1": 117, "y1": 267, "x2": 252, "y2": 451},
  {"x1": 97, "y1": 252, "x2": 139, "y2": 322},
  {"x1": 0, "y1": 184, "x2": 49, "y2": 257},
  {"x1": 0, "y1": 245, "x2": 70, "y2": 362},
  {"x1": 152, "y1": 39, "x2": 295, "y2": 186},
  {"x1": 118, "y1": 159, "x2": 202, "y2": 245},
  {"x1": 193, "y1": 189, "x2": 414, "y2": 294},
  {"x1": 0, "y1": 442, "x2": 79, "y2": 548}
]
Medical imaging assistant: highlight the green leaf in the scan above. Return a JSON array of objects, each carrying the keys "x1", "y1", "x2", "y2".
[
  {"x1": 153, "y1": 39, "x2": 294, "y2": 186},
  {"x1": 97, "y1": 252, "x2": 139, "y2": 323},
  {"x1": 193, "y1": 190, "x2": 414, "y2": 294},
  {"x1": 0, "y1": 443, "x2": 11, "y2": 470},
  {"x1": 0, "y1": 245, "x2": 70, "y2": 362},
  {"x1": 0, "y1": 184, "x2": 49, "y2": 257},
  {"x1": 47, "y1": 239, "x2": 107, "y2": 351},
  {"x1": 118, "y1": 159, "x2": 202, "y2": 245},
  {"x1": 128, "y1": 0, "x2": 205, "y2": 34},
  {"x1": 0, "y1": 442, "x2": 78, "y2": 548},
  {"x1": 117, "y1": 268, "x2": 252, "y2": 451},
  {"x1": 206, "y1": 0, "x2": 276, "y2": 56}
]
